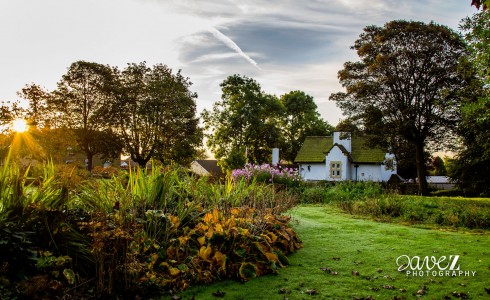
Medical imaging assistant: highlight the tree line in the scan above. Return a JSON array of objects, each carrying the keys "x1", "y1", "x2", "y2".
[
  {"x1": 0, "y1": 63, "x2": 332, "y2": 172},
  {"x1": 2, "y1": 61, "x2": 202, "y2": 170},
  {"x1": 1, "y1": 4, "x2": 488, "y2": 196}
]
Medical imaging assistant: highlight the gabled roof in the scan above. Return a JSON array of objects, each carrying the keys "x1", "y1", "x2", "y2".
[
  {"x1": 328, "y1": 143, "x2": 352, "y2": 160},
  {"x1": 294, "y1": 136, "x2": 333, "y2": 162},
  {"x1": 294, "y1": 135, "x2": 386, "y2": 164},
  {"x1": 194, "y1": 160, "x2": 224, "y2": 177}
]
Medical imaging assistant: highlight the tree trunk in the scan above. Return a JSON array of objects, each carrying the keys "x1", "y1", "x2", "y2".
[
  {"x1": 133, "y1": 156, "x2": 149, "y2": 170},
  {"x1": 86, "y1": 153, "x2": 94, "y2": 172},
  {"x1": 415, "y1": 140, "x2": 428, "y2": 196}
]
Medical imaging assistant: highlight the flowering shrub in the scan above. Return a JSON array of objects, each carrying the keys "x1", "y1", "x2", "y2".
[{"x1": 232, "y1": 164, "x2": 301, "y2": 188}]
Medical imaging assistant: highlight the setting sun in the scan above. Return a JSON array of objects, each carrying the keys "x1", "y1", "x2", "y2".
[{"x1": 11, "y1": 119, "x2": 29, "y2": 133}]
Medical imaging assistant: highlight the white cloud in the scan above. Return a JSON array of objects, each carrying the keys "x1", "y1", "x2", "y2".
[
  {"x1": 208, "y1": 28, "x2": 261, "y2": 69},
  {"x1": 0, "y1": 0, "x2": 477, "y2": 132}
]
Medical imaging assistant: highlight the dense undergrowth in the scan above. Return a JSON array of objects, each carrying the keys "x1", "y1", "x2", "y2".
[
  {"x1": 298, "y1": 181, "x2": 490, "y2": 229},
  {"x1": 0, "y1": 157, "x2": 301, "y2": 299}
]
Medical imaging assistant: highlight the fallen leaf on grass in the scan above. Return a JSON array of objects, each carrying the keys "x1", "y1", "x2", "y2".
[
  {"x1": 369, "y1": 287, "x2": 380, "y2": 291},
  {"x1": 278, "y1": 288, "x2": 291, "y2": 294},
  {"x1": 383, "y1": 285, "x2": 395, "y2": 290},
  {"x1": 305, "y1": 289, "x2": 318, "y2": 295},
  {"x1": 376, "y1": 268, "x2": 383, "y2": 273},
  {"x1": 212, "y1": 290, "x2": 226, "y2": 298},
  {"x1": 452, "y1": 291, "x2": 469, "y2": 299},
  {"x1": 333, "y1": 257, "x2": 341, "y2": 261},
  {"x1": 399, "y1": 288, "x2": 406, "y2": 292},
  {"x1": 320, "y1": 267, "x2": 331, "y2": 273},
  {"x1": 331, "y1": 271, "x2": 339, "y2": 275},
  {"x1": 352, "y1": 270, "x2": 360, "y2": 276}
]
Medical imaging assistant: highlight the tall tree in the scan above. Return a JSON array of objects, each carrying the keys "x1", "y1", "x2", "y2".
[
  {"x1": 448, "y1": 11, "x2": 490, "y2": 195},
  {"x1": 280, "y1": 91, "x2": 333, "y2": 162},
  {"x1": 203, "y1": 75, "x2": 283, "y2": 171},
  {"x1": 51, "y1": 61, "x2": 122, "y2": 170},
  {"x1": 330, "y1": 20, "x2": 467, "y2": 195},
  {"x1": 17, "y1": 84, "x2": 49, "y2": 127},
  {"x1": 113, "y1": 62, "x2": 201, "y2": 168}
]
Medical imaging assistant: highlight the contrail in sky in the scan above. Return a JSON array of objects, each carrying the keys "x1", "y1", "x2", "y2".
[{"x1": 209, "y1": 27, "x2": 261, "y2": 70}]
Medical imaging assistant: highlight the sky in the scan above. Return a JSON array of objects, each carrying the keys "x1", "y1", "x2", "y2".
[{"x1": 0, "y1": 0, "x2": 477, "y2": 126}]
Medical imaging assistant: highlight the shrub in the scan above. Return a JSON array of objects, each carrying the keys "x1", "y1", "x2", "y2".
[
  {"x1": 336, "y1": 195, "x2": 490, "y2": 229},
  {"x1": 231, "y1": 164, "x2": 301, "y2": 189},
  {"x1": 1, "y1": 158, "x2": 302, "y2": 298}
]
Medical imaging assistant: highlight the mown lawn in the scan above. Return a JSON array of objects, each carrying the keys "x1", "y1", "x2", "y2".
[{"x1": 177, "y1": 205, "x2": 490, "y2": 299}]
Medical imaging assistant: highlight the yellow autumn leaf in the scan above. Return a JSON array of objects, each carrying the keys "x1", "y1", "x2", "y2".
[
  {"x1": 215, "y1": 223, "x2": 223, "y2": 233},
  {"x1": 205, "y1": 228, "x2": 215, "y2": 238},
  {"x1": 226, "y1": 215, "x2": 236, "y2": 228},
  {"x1": 214, "y1": 251, "x2": 227, "y2": 272},
  {"x1": 214, "y1": 250, "x2": 225, "y2": 263},
  {"x1": 199, "y1": 245, "x2": 213, "y2": 261},
  {"x1": 260, "y1": 234, "x2": 272, "y2": 244},
  {"x1": 203, "y1": 212, "x2": 213, "y2": 223},
  {"x1": 169, "y1": 267, "x2": 180, "y2": 277},
  {"x1": 178, "y1": 236, "x2": 189, "y2": 246},
  {"x1": 268, "y1": 232, "x2": 278, "y2": 242},
  {"x1": 265, "y1": 252, "x2": 278, "y2": 262},
  {"x1": 240, "y1": 228, "x2": 250, "y2": 236},
  {"x1": 170, "y1": 215, "x2": 180, "y2": 227}
]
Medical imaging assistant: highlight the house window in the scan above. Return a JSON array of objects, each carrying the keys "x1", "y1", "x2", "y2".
[{"x1": 330, "y1": 161, "x2": 342, "y2": 179}]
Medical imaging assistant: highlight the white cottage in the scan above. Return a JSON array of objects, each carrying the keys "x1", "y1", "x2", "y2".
[{"x1": 295, "y1": 132, "x2": 396, "y2": 182}]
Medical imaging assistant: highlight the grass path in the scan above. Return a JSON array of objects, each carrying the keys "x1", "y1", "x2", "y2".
[{"x1": 178, "y1": 205, "x2": 490, "y2": 299}]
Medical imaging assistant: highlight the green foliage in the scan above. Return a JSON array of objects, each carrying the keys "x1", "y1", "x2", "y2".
[
  {"x1": 203, "y1": 75, "x2": 283, "y2": 170},
  {"x1": 279, "y1": 91, "x2": 333, "y2": 162},
  {"x1": 0, "y1": 153, "x2": 92, "y2": 298},
  {"x1": 338, "y1": 195, "x2": 490, "y2": 229},
  {"x1": 330, "y1": 20, "x2": 468, "y2": 195},
  {"x1": 449, "y1": 11, "x2": 490, "y2": 196},
  {"x1": 113, "y1": 62, "x2": 202, "y2": 168},
  {"x1": 428, "y1": 156, "x2": 447, "y2": 176},
  {"x1": 51, "y1": 61, "x2": 122, "y2": 170},
  {"x1": 298, "y1": 181, "x2": 384, "y2": 204}
]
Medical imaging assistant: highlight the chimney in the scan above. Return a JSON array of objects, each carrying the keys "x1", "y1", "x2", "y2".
[{"x1": 272, "y1": 148, "x2": 279, "y2": 165}]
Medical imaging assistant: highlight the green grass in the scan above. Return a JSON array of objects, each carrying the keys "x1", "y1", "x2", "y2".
[{"x1": 177, "y1": 205, "x2": 490, "y2": 299}]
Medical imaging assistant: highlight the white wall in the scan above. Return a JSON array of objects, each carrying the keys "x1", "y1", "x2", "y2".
[
  {"x1": 300, "y1": 151, "x2": 397, "y2": 182},
  {"x1": 380, "y1": 153, "x2": 397, "y2": 181},
  {"x1": 300, "y1": 163, "x2": 327, "y2": 180},
  {"x1": 351, "y1": 164, "x2": 381, "y2": 181},
  {"x1": 326, "y1": 146, "x2": 350, "y2": 181}
]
